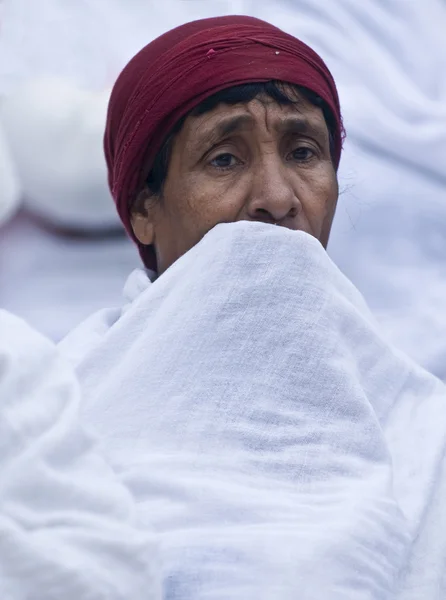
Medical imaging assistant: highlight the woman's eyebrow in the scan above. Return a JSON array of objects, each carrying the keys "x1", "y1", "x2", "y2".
[
  {"x1": 275, "y1": 116, "x2": 328, "y2": 143},
  {"x1": 196, "y1": 114, "x2": 255, "y2": 147}
]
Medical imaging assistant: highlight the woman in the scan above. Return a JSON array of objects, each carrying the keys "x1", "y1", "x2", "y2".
[{"x1": 62, "y1": 16, "x2": 446, "y2": 599}]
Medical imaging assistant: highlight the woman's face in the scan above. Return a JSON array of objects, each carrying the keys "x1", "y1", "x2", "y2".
[{"x1": 131, "y1": 90, "x2": 338, "y2": 274}]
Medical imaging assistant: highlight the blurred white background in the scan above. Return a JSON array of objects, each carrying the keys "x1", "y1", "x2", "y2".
[{"x1": 0, "y1": 0, "x2": 445, "y2": 377}]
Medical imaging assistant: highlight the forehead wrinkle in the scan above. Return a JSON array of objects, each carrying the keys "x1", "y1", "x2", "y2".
[
  {"x1": 191, "y1": 112, "x2": 256, "y2": 149},
  {"x1": 249, "y1": 92, "x2": 329, "y2": 143},
  {"x1": 183, "y1": 98, "x2": 328, "y2": 154},
  {"x1": 238, "y1": 98, "x2": 328, "y2": 144},
  {"x1": 274, "y1": 115, "x2": 328, "y2": 143}
]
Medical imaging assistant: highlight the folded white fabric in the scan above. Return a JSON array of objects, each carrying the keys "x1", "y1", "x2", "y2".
[
  {"x1": 62, "y1": 222, "x2": 446, "y2": 599},
  {"x1": 0, "y1": 310, "x2": 160, "y2": 600}
]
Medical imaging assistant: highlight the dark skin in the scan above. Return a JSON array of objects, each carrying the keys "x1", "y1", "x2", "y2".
[{"x1": 131, "y1": 90, "x2": 339, "y2": 275}]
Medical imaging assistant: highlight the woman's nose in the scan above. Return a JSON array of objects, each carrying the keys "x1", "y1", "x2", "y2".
[{"x1": 246, "y1": 155, "x2": 302, "y2": 225}]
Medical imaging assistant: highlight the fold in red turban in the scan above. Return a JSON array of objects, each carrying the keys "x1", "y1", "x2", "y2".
[{"x1": 104, "y1": 15, "x2": 344, "y2": 269}]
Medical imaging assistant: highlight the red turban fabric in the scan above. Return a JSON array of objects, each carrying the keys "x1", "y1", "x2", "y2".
[{"x1": 104, "y1": 15, "x2": 344, "y2": 269}]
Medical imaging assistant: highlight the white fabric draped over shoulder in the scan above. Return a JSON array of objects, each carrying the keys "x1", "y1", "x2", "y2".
[
  {"x1": 0, "y1": 311, "x2": 160, "y2": 599},
  {"x1": 61, "y1": 222, "x2": 446, "y2": 599}
]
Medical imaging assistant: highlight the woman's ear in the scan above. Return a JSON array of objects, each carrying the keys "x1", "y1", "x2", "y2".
[{"x1": 130, "y1": 187, "x2": 156, "y2": 245}]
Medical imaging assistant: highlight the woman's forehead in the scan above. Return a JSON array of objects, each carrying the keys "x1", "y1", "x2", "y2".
[{"x1": 180, "y1": 96, "x2": 328, "y2": 148}]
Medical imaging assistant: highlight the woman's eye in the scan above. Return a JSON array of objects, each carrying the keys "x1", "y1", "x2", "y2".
[
  {"x1": 290, "y1": 147, "x2": 315, "y2": 161},
  {"x1": 210, "y1": 153, "x2": 238, "y2": 169}
]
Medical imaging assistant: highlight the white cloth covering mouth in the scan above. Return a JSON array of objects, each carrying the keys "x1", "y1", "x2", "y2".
[
  {"x1": 0, "y1": 310, "x2": 160, "y2": 600},
  {"x1": 61, "y1": 221, "x2": 446, "y2": 599}
]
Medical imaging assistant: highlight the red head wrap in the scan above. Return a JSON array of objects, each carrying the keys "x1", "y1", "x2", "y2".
[{"x1": 104, "y1": 15, "x2": 344, "y2": 269}]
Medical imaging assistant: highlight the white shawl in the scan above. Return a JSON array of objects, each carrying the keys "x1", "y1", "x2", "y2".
[{"x1": 63, "y1": 222, "x2": 446, "y2": 599}]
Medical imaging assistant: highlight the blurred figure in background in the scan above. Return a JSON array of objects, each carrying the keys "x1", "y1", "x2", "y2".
[
  {"x1": 0, "y1": 75, "x2": 137, "y2": 340},
  {"x1": 2, "y1": 79, "x2": 117, "y2": 231}
]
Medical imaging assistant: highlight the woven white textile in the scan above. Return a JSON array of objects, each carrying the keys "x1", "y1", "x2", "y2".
[{"x1": 62, "y1": 222, "x2": 446, "y2": 599}]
